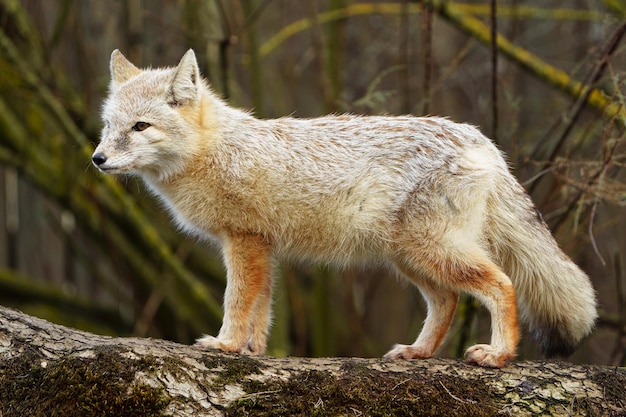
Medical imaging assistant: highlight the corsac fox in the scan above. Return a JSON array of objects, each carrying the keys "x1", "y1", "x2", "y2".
[{"x1": 92, "y1": 49, "x2": 597, "y2": 367}]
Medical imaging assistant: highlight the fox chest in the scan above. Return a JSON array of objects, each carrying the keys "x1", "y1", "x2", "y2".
[{"x1": 148, "y1": 177, "x2": 264, "y2": 236}]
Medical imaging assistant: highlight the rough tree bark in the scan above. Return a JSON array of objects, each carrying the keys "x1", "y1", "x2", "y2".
[{"x1": 0, "y1": 306, "x2": 624, "y2": 417}]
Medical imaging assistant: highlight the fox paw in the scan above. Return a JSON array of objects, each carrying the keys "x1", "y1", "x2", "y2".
[
  {"x1": 246, "y1": 337, "x2": 267, "y2": 355},
  {"x1": 195, "y1": 335, "x2": 252, "y2": 355},
  {"x1": 465, "y1": 344, "x2": 513, "y2": 368},
  {"x1": 384, "y1": 344, "x2": 432, "y2": 360}
]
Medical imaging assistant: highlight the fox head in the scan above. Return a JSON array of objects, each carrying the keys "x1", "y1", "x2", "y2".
[{"x1": 92, "y1": 49, "x2": 206, "y2": 180}]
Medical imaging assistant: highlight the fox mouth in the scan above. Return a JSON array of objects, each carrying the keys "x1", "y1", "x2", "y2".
[
  {"x1": 95, "y1": 164, "x2": 116, "y2": 173},
  {"x1": 95, "y1": 164, "x2": 134, "y2": 174},
  {"x1": 92, "y1": 160, "x2": 134, "y2": 174}
]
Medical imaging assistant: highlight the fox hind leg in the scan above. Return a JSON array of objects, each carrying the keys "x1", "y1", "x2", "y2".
[
  {"x1": 384, "y1": 269, "x2": 459, "y2": 360},
  {"x1": 390, "y1": 245, "x2": 519, "y2": 368},
  {"x1": 460, "y1": 260, "x2": 519, "y2": 367}
]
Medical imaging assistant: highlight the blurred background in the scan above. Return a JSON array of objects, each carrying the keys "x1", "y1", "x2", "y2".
[{"x1": 0, "y1": 0, "x2": 624, "y2": 365}]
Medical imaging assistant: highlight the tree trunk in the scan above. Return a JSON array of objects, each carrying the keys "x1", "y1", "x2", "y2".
[{"x1": 0, "y1": 306, "x2": 623, "y2": 417}]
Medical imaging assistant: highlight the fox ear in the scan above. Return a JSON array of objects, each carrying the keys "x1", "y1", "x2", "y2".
[
  {"x1": 170, "y1": 49, "x2": 200, "y2": 106},
  {"x1": 110, "y1": 50, "x2": 140, "y2": 85}
]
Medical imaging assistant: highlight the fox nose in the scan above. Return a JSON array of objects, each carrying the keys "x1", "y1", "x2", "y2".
[{"x1": 92, "y1": 152, "x2": 107, "y2": 166}]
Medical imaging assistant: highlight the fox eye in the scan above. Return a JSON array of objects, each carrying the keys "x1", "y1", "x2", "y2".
[{"x1": 132, "y1": 122, "x2": 151, "y2": 132}]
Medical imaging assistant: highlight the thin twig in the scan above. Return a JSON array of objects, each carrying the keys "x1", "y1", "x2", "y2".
[
  {"x1": 237, "y1": 389, "x2": 282, "y2": 401},
  {"x1": 392, "y1": 378, "x2": 412, "y2": 391},
  {"x1": 421, "y1": 0, "x2": 433, "y2": 115},
  {"x1": 610, "y1": 253, "x2": 625, "y2": 365},
  {"x1": 400, "y1": 0, "x2": 411, "y2": 113},
  {"x1": 490, "y1": 0, "x2": 498, "y2": 143},
  {"x1": 439, "y1": 381, "x2": 477, "y2": 404},
  {"x1": 306, "y1": 0, "x2": 335, "y2": 112},
  {"x1": 529, "y1": 21, "x2": 626, "y2": 194},
  {"x1": 521, "y1": 165, "x2": 559, "y2": 187},
  {"x1": 240, "y1": 0, "x2": 272, "y2": 35},
  {"x1": 548, "y1": 22, "x2": 626, "y2": 164},
  {"x1": 551, "y1": 115, "x2": 621, "y2": 235},
  {"x1": 587, "y1": 200, "x2": 606, "y2": 266}
]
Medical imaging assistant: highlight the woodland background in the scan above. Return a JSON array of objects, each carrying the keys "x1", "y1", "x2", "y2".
[{"x1": 0, "y1": 0, "x2": 624, "y2": 366}]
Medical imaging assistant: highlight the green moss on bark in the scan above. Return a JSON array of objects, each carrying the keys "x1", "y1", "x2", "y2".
[
  {"x1": 227, "y1": 360, "x2": 498, "y2": 416},
  {"x1": 0, "y1": 344, "x2": 169, "y2": 417},
  {"x1": 202, "y1": 352, "x2": 264, "y2": 388}
]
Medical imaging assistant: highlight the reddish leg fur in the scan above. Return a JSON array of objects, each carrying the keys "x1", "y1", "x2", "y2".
[
  {"x1": 246, "y1": 267, "x2": 274, "y2": 353},
  {"x1": 388, "y1": 247, "x2": 519, "y2": 368},
  {"x1": 385, "y1": 268, "x2": 459, "y2": 360},
  {"x1": 196, "y1": 233, "x2": 273, "y2": 354}
]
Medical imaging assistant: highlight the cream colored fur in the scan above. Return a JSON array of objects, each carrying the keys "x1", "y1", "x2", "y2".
[{"x1": 93, "y1": 49, "x2": 597, "y2": 367}]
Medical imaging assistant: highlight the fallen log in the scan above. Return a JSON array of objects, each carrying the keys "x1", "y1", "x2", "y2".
[{"x1": 0, "y1": 306, "x2": 623, "y2": 416}]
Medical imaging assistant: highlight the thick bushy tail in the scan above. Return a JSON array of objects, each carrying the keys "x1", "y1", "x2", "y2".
[{"x1": 487, "y1": 176, "x2": 597, "y2": 357}]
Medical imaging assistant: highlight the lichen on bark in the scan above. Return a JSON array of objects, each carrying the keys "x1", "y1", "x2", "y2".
[{"x1": 0, "y1": 307, "x2": 624, "y2": 416}]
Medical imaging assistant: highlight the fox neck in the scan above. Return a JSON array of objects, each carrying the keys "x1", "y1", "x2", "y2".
[{"x1": 140, "y1": 87, "x2": 254, "y2": 207}]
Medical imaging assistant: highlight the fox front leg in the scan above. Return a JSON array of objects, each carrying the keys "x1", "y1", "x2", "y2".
[{"x1": 196, "y1": 233, "x2": 273, "y2": 354}]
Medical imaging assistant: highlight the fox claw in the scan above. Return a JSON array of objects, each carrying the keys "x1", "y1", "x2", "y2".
[
  {"x1": 384, "y1": 344, "x2": 432, "y2": 360},
  {"x1": 195, "y1": 335, "x2": 252, "y2": 354},
  {"x1": 465, "y1": 344, "x2": 512, "y2": 368}
]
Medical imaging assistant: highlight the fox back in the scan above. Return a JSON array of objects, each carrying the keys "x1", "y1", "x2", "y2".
[{"x1": 93, "y1": 50, "x2": 596, "y2": 367}]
